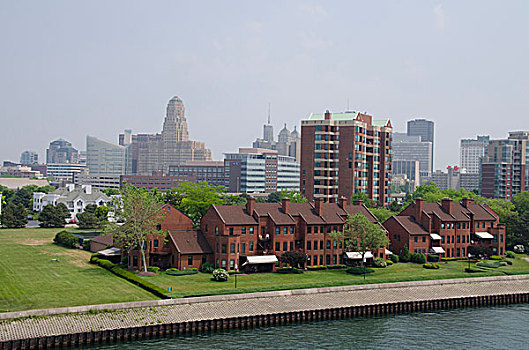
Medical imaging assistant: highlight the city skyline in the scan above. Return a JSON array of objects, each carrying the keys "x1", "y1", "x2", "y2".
[{"x1": 2, "y1": 1, "x2": 529, "y2": 169}]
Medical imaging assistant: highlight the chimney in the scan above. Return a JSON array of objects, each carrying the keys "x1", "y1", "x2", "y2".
[
  {"x1": 324, "y1": 110, "x2": 331, "y2": 120},
  {"x1": 314, "y1": 198, "x2": 323, "y2": 216},
  {"x1": 246, "y1": 196, "x2": 255, "y2": 214},
  {"x1": 441, "y1": 197, "x2": 453, "y2": 214},
  {"x1": 84, "y1": 185, "x2": 92, "y2": 195},
  {"x1": 282, "y1": 198, "x2": 290, "y2": 214},
  {"x1": 354, "y1": 199, "x2": 363, "y2": 206},
  {"x1": 338, "y1": 196, "x2": 347, "y2": 208},
  {"x1": 461, "y1": 197, "x2": 474, "y2": 208},
  {"x1": 415, "y1": 197, "x2": 424, "y2": 218}
]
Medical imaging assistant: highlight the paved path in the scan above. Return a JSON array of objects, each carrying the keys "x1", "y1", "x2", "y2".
[{"x1": 2, "y1": 275, "x2": 529, "y2": 342}]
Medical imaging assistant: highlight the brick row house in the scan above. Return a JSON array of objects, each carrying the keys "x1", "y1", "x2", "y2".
[
  {"x1": 383, "y1": 198, "x2": 506, "y2": 258},
  {"x1": 200, "y1": 197, "x2": 389, "y2": 272}
]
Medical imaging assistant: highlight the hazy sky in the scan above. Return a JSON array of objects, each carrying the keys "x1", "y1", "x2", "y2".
[{"x1": 1, "y1": 1, "x2": 528, "y2": 170}]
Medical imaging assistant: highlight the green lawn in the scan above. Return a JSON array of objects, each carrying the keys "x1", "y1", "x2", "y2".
[
  {"x1": 0, "y1": 228, "x2": 157, "y2": 313},
  {"x1": 140, "y1": 257, "x2": 529, "y2": 299}
]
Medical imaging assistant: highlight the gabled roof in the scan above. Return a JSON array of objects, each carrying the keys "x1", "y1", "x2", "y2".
[
  {"x1": 465, "y1": 202, "x2": 497, "y2": 221},
  {"x1": 168, "y1": 230, "x2": 213, "y2": 254},
  {"x1": 344, "y1": 204, "x2": 380, "y2": 224},
  {"x1": 253, "y1": 203, "x2": 295, "y2": 225},
  {"x1": 393, "y1": 216, "x2": 430, "y2": 236},
  {"x1": 91, "y1": 233, "x2": 113, "y2": 246},
  {"x1": 213, "y1": 205, "x2": 258, "y2": 225},
  {"x1": 422, "y1": 202, "x2": 458, "y2": 222},
  {"x1": 289, "y1": 203, "x2": 326, "y2": 224}
]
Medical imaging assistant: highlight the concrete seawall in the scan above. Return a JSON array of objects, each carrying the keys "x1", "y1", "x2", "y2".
[{"x1": 2, "y1": 275, "x2": 529, "y2": 349}]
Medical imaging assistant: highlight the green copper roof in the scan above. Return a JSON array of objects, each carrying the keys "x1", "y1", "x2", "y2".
[
  {"x1": 308, "y1": 112, "x2": 359, "y2": 121},
  {"x1": 372, "y1": 120, "x2": 390, "y2": 127}
]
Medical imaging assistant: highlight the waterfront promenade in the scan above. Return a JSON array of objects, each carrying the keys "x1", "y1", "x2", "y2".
[{"x1": 2, "y1": 275, "x2": 529, "y2": 347}]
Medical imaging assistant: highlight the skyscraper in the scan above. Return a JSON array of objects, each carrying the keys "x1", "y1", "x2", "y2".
[
  {"x1": 460, "y1": 135, "x2": 489, "y2": 174},
  {"x1": 300, "y1": 110, "x2": 392, "y2": 205},
  {"x1": 20, "y1": 151, "x2": 38, "y2": 165},
  {"x1": 392, "y1": 132, "x2": 433, "y2": 177},
  {"x1": 46, "y1": 139, "x2": 79, "y2": 164},
  {"x1": 407, "y1": 119, "x2": 434, "y2": 171},
  {"x1": 86, "y1": 136, "x2": 132, "y2": 176}
]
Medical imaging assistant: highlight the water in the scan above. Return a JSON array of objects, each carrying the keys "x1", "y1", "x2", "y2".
[{"x1": 84, "y1": 304, "x2": 529, "y2": 349}]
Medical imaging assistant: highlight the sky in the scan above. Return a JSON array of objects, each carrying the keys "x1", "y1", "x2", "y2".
[{"x1": 1, "y1": 1, "x2": 528, "y2": 171}]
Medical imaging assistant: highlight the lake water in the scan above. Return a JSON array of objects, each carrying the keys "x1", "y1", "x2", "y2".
[{"x1": 83, "y1": 304, "x2": 529, "y2": 349}]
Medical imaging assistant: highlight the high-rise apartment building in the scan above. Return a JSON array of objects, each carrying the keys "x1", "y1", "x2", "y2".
[
  {"x1": 481, "y1": 131, "x2": 529, "y2": 199},
  {"x1": 224, "y1": 148, "x2": 300, "y2": 193},
  {"x1": 119, "y1": 96, "x2": 212, "y2": 175},
  {"x1": 392, "y1": 160, "x2": 420, "y2": 191},
  {"x1": 407, "y1": 119, "x2": 434, "y2": 171},
  {"x1": 46, "y1": 139, "x2": 79, "y2": 164},
  {"x1": 86, "y1": 136, "x2": 132, "y2": 176},
  {"x1": 20, "y1": 151, "x2": 38, "y2": 165},
  {"x1": 392, "y1": 132, "x2": 432, "y2": 177},
  {"x1": 300, "y1": 111, "x2": 392, "y2": 205},
  {"x1": 460, "y1": 136, "x2": 489, "y2": 174}
]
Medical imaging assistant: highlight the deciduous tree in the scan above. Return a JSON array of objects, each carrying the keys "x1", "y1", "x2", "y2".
[{"x1": 1, "y1": 202, "x2": 27, "y2": 228}]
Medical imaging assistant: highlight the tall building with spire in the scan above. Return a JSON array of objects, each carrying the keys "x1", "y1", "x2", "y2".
[{"x1": 119, "y1": 96, "x2": 212, "y2": 175}]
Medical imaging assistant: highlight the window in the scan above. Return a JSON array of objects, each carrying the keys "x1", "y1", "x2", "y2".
[
  {"x1": 307, "y1": 241, "x2": 312, "y2": 250},
  {"x1": 221, "y1": 260, "x2": 227, "y2": 268},
  {"x1": 249, "y1": 242, "x2": 254, "y2": 251},
  {"x1": 457, "y1": 236, "x2": 460, "y2": 243},
  {"x1": 320, "y1": 240, "x2": 324, "y2": 249},
  {"x1": 441, "y1": 236, "x2": 445, "y2": 244},
  {"x1": 441, "y1": 223, "x2": 445, "y2": 229},
  {"x1": 307, "y1": 227, "x2": 312, "y2": 234},
  {"x1": 242, "y1": 227, "x2": 246, "y2": 235},
  {"x1": 333, "y1": 241, "x2": 337, "y2": 249},
  {"x1": 154, "y1": 240, "x2": 159, "y2": 248},
  {"x1": 188, "y1": 256, "x2": 193, "y2": 266},
  {"x1": 284, "y1": 227, "x2": 288, "y2": 234},
  {"x1": 414, "y1": 237, "x2": 418, "y2": 243},
  {"x1": 156, "y1": 224, "x2": 161, "y2": 230},
  {"x1": 241, "y1": 243, "x2": 246, "y2": 253},
  {"x1": 250, "y1": 227, "x2": 254, "y2": 235},
  {"x1": 261, "y1": 227, "x2": 265, "y2": 235},
  {"x1": 314, "y1": 255, "x2": 318, "y2": 265},
  {"x1": 326, "y1": 255, "x2": 331, "y2": 265},
  {"x1": 500, "y1": 234, "x2": 504, "y2": 243},
  {"x1": 230, "y1": 260, "x2": 235, "y2": 270},
  {"x1": 204, "y1": 224, "x2": 208, "y2": 232},
  {"x1": 290, "y1": 242, "x2": 293, "y2": 251},
  {"x1": 283, "y1": 242, "x2": 287, "y2": 251},
  {"x1": 230, "y1": 243, "x2": 235, "y2": 253},
  {"x1": 290, "y1": 227, "x2": 294, "y2": 234},
  {"x1": 422, "y1": 236, "x2": 426, "y2": 243},
  {"x1": 314, "y1": 227, "x2": 318, "y2": 234},
  {"x1": 326, "y1": 240, "x2": 331, "y2": 249},
  {"x1": 215, "y1": 226, "x2": 219, "y2": 235},
  {"x1": 276, "y1": 228, "x2": 280, "y2": 235},
  {"x1": 222, "y1": 244, "x2": 227, "y2": 253},
  {"x1": 333, "y1": 255, "x2": 337, "y2": 264},
  {"x1": 229, "y1": 228, "x2": 234, "y2": 236},
  {"x1": 275, "y1": 242, "x2": 280, "y2": 251}
]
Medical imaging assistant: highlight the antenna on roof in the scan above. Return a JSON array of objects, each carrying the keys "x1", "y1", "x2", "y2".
[{"x1": 267, "y1": 102, "x2": 271, "y2": 124}]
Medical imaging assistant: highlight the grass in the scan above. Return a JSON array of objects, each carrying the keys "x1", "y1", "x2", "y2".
[
  {"x1": 0, "y1": 227, "x2": 157, "y2": 313},
  {"x1": 140, "y1": 256, "x2": 529, "y2": 299}
]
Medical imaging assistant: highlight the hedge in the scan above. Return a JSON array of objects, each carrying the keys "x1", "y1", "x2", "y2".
[
  {"x1": 441, "y1": 257, "x2": 461, "y2": 262},
  {"x1": 166, "y1": 268, "x2": 198, "y2": 276},
  {"x1": 410, "y1": 253, "x2": 426, "y2": 264},
  {"x1": 423, "y1": 263, "x2": 439, "y2": 269},
  {"x1": 476, "y1": 261, "x2": 507, "y2": 268},
  {"x1": 346, "y1": 267, "x2": 374, "y2": 275},
  {"x1": 389, "y1": 254, "x2": 399, "y2": 263},
  {"x1": 227, "y1": 270, "x2": 244, "y2": 275},
  {"x1": 505, "y1": 251, "x2": 516, "y2": 259},
  {"x1": 427, "y1": 254, "x2": 440, "y2": 262},
  {"x1": 201, "y1": 262, "x2": 215, "y2": 273},
  {"x1": 490, "y1": 255, "x2": 503, "y2": 260},
  {"x1": 147, "y1": 266, "x2": 160, "y2": 274},
  {"x1": 53, "y1": 230, "x2": 78, "y2": 249},
  {"x1": 276, "y1": 267, "x2": 304, "y2": 274},
  {"x1": 326, "y1": 264, "x2": 347, "y2": 270},
  {"x1": 307, "y1": 266, "x2": 327, "y2": 271},
  {"x1": 89, "y1": 256, "x2": 168, "y2": 298},
  {"x1": 385, "y1": 259, "x2": 394, "y2": 265}
]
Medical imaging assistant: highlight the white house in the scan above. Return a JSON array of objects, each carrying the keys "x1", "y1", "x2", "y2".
[{"x1": 33, "y1": 184, "x2": 110, "y2": 220}]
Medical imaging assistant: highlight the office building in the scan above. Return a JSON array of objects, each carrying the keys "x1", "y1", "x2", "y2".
[
  {"x1": 481, "y1": 131, "x2": 529, "y2": 199},
  {"x1": 46, "y1": 163, "x2": 87, "y2": 182},
  {"x1": 392, "y1": 160, "x2": 420, "y2": 191},
  {"x1": 168, "y1": 161, "x2": 226, "y2": 187},
  {"x1": 46, "y1": 139, "x2": 80, "y2": 164},
  {"x1": 20, "y1": 151, "x2": 38, "y2": 165},
  {"x1": 407, "y1": 119, "x2": 434, "y2": 171},
  {"x1": 74, "y1": 173, "x2": 121, "y2": 189},
  {"x1": 119, "y1": 96, "x2": 212, "y2": 174},
  {"x1": 224, "y1": 148, "x2": 300, "y2": 194},
  {"x1": 460, "y1": 136, "x2": 489, "y2": 174},
  {"x1": 120, "y1": 173, "x2": 195, "y2": 192},
  {"x1": 392, "y1": 132, "x2": 433, "y2": 177},
  {"x1": 252, "y1": 116, "x2": 301, "y2": 162},
  {"x1": 86, "y1": 136, "x2": 132, "y2": 176},
  {"x1": 300, "y1": 111, "x2": 392, "y2": 205},
  {"x1": 426, "y1": 166, "x2": 480, "y2": 192}
]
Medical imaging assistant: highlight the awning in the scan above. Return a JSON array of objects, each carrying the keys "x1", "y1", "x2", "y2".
[
  {"x1": 430, "y1": 246, "x2": 445, "y2": 254},
  {"x1": 345, "y1": 251, "x2": 374, "y2": 260},
  {"x1": 97, "y1": 247, "x2": 121, "y2": 256},
  {"x1": 475, "y1": 232, "x2": 494, "y2": 239},
  {"x1": 385, "y1": 249, "x2": 393, "y2": 256},
  {"x1": 245, "y1": 255, "x2": 278, "y2": 264},
  {"x1": 430, "y1": 233, "x2": 442, "y2": 241}
]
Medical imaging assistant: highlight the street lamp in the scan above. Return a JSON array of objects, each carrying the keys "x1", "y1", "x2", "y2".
[
  {"x1": 363, "y1": 255, "x2": 367, "y2": 280},
  {"x1": 468, "y1": 253, "x2": 471, "y2": 270}
]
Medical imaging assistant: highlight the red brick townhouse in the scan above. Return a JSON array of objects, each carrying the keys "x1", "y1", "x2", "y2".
[
  {"x1": 200, "y1": 197, "x2": 389, "y2": 272},
  {"x1": 383, "y1": 198, "x2": 506, "y2": 258},
  {"x1": 126, "y1": 204, "x2": 213, "y2": 271}
]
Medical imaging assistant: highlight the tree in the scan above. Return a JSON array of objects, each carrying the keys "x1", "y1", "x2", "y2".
[
  {"x1": 77, "y1": 204, "x2": 109, "y2": 229},
  {"x1": 330, "y1": 213, "x2": 389, "y2": 270},
  {"x1": 101, "y1": 188, "x2": 120, "y2": 196},
  {"x1": 267, "y1": 190, "x2": 307, "y2": 203},
  {"x1": 37, "y1": 185, "x2": 56, "y2": 194},
  {"x1": 1, "y1": 202, "x2": 27, "y2": 228},
  {"x1": 11, "y1": 186, "x2": 35, "y2": 210},
  {"x1": 280, "y1": 251, "x2": 308, "y2": 268},
  {"x1": 39, "y1": 204, "x2": 69, "y2": 228},
  {"x1": 369, "y1": 208, "x2": 394, "y2": 223},
  {"x1": 350, "y1": 192, "x2": 376, "y2": 208},
  {"x1": 105, "y1": 185, "x2": 166, "y2": 272}
]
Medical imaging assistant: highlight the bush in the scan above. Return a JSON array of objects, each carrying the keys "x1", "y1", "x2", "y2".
[
  {"x1": 465, "y1": 267, "x2": 485, "y2": 273},
  {"x1": 212, "y1": 268, "x2": 229, "y2": 282},
  {"x1": 276, "y1": 267, "x2": 304, "y2": 274},
  {"x1": 423, "y1": 263, "x2": 439, "y2": 269},
  {"x1": 399, "y1": 249, "x2": 411, "y2": 263},
  {"x1": 476, "y1": 261, "x2": 507, "y2": 268},
  {"x1": 346, "y1": 267, "x2": 375, "y2": 275},
  {"x1": 166, "y1": 268, "x2": 198, "y2": 276},
  {"x1": 373, "y1": 257, "x2": 387, "y2": 268},
  {"x1": 89, "y1": 257, "x2": 168, "y2": 298},
  {"x1": 490, "y1": 255, "x2": 502, "y2": 260},
  {"x1": 53, "y1": 230, "x2": 79, "y2": 248},
  {"x1": 227, "y1": 270, "x2": 243, "y2": 275},
  {"x1": 326, "y1": 264, "x2": 347, "y2": 270},
  {"x1": 385, "y1": 259, "x2": 394, "y2": 265},
  {"x1": 410, "y1": 253, "x2": 426, "y2": 264},
  {"x1": 389, "y1": 254, "x2": 399, "y2": 263},
  {"x1": 504, "y1": 259, "x2": 513, "y2": 265},
  {"x1": 201, "y1": 262, "x2": 215, "y2": 273},
  {"x1": 505, "y1": 251, "x2": 516, "y2": 259},
  {"x1": 427, "y1": 254, "x2": 440, "y2": 262},
  {"x1": 147, "y1": 266, "x2": 160, "y2": 274},
  {"x1": 307, "y1": 266, "x2": 327, "y2": 271},
  {"x1": 441, "y1": 257, "x2": 460, "y2": 262}
]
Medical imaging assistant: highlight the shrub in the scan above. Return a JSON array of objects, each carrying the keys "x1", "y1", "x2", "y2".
[
  {"x1": 166, "y1": 268, "x2": 198, "y2": 276},
  {"x1": 201, "y1": 262, "x2": 215, "y2": 273},
  {"x1": 490, "y1": 255, "x2": 502, "y2": 260},
  {"x1": 227, "y1": 270, "x2": 243, "y2": 275},
  {"x1": 373, "y1": 257, "x2": 387, "y2": 268},
  {"x1": 147, "y1": 266, "x2": 160, "y2": 274},
  {"x1": 410, "y1": 253, "x2": 426, "y2": 264},
  {"x1": 505, "y1": 251, "x2": 516, "y2": 259},
  {"x1": 212, "y1": 268, "x2": 229, "y2": 282},
  {"x1": 307, "y1": 266, "x2": 328, "y2": 271},
  {"x1": 441, "y1": 257, "x2": 460, "y2": 262},
  {"x1": 326, "y1": 264, "x2": 347, "y2": 270},
  {"x1": 476, "y1": 261, "x2": 507, "y2": 268},
  {"x1": 385, "y1": 259, "x2": 394, "y2": 265},
  {"x1": 89, "y1": 257, "x2": 168, "y2": 298},
  {"x1": 423, "y1": 263, "x2": 439, "y2": 269},
  {"x1": 504, "y1": 259, "x2": 513, "y2": 265},
  {"x1": 389, "y1": 254, "x2": 399, "y2": 263},
  {"x1": 53, "y1": 230, "x2": 79, "y2": 248},
  {"x1": 276, "y1": 267, "x2": 304, "y2": 274},
  {"x1": 399, "y1": 247, "x2": 411, "y2": 263},
  {"x1": 465, "y1": 267, "x2": 484, "y2": 273},
  {"x1": 346, "y1": 267, "x2": 375, "y2": 275},
  {"x1": 166, "y1": 268, "x2": 179, "y2": 272},
  {"x1": 427, "y1": 254, "x2": 440, "y2": 262}
]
